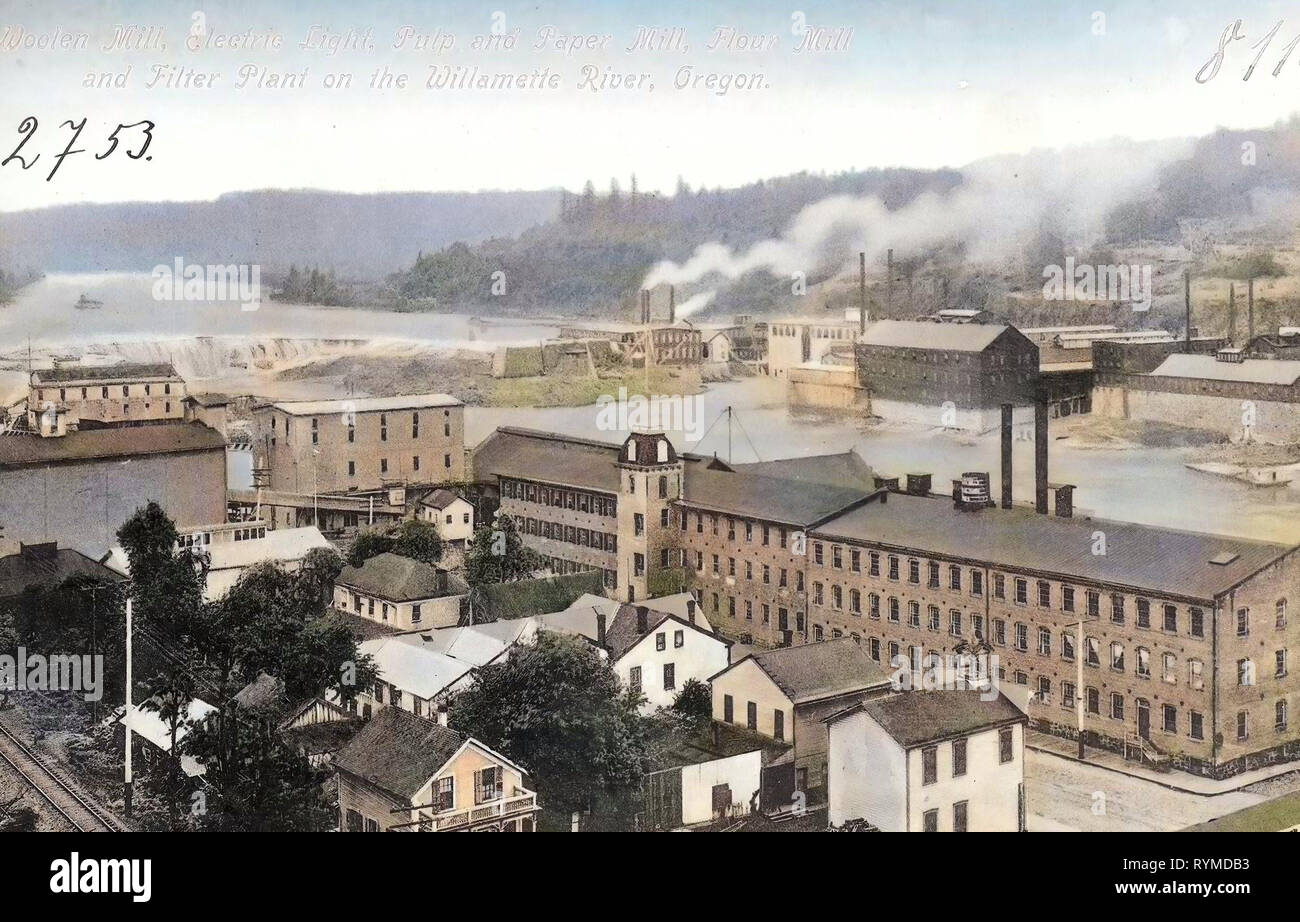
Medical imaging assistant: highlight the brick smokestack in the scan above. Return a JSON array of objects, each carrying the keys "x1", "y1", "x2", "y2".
[
  {"x1": 1000, "y1": 403, "x2": 1013, "y2": 509},
  {"x1": 669, "y1": 285, "x2": 675, "y2": 324},
  {"x1": 858, "y1": 251, "x2": 867, "y2": 334},
  {"x1": 886, "y1": 248, "x2": 894, "y2": 316},
  {"x1": 1034, "y1": 395, "x2": 1049, "y2": 514}
]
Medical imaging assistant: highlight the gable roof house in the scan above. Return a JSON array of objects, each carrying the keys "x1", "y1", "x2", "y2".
[
  {"x1": 708, "y1": 637, "x2": 894, "y2": 805},
  {"x1": 333, "y1": 707, "x2": 539, "y2": 832},
  {"x1": 595, "y1": 602, "x2": 731, "y2": 713},
  {"x1": 334, "y1": 552, "x2": 467, "y2": 631}
]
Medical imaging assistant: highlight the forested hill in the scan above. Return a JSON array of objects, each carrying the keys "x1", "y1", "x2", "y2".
[
  {"x1": 0, "y1": 188, "x2": 562, "y2": 276},
  {"x1": 387, "y1": 168, "x2": 963, "y2": 316}
]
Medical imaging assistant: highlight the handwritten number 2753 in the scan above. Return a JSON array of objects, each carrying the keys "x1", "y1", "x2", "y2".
[{"x1": 1, "y1": 117, "x2": 154, "y2": 181}]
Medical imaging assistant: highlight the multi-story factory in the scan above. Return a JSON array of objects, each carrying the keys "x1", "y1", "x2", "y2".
[
  {"x1": 470, "y1": 412, "x2": 1300, "y2": 779},
  {"x1": 27, "y1": 361, "x2": 187, "y2": 427}
]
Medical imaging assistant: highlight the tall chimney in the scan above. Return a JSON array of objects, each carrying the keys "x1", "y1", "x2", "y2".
[
  {"x1": 1248, "y1": 277, "x2": 1255, "y2": 344},
  {"x1": 858, "y1": 251, "x2": 867, "y2": 334},
  {"x1": 596, "y1": 612, "x2": 607, "y2": 646},
  {"x1": 1228, "y1": 282, "x2": 1236, "y2": 345},
  {"x1": 1000, "y1": 403, "x2": 1013, "y2": 509},
  {"x1": 668, "y1": 285, "x2": 676, "y2": 324},
  {"x1": 1184, "y1": 270, "x2": 1191, "y2": 350},
  {"x1": 1053, "y1": 484, "x2": 1075, "y2": 518},
  {"x1": 886, "y1": 248, "x2": 894, "y2": 316},
  {"x1": 1034, "y1": 395, "x2": 1049, "y2": 514},
  {"x1": 686, "y1": 598, "x2": 696, "y2": 625},
  {"x1": 636, "y1": 605, "x2": 649, "y2": 634}
]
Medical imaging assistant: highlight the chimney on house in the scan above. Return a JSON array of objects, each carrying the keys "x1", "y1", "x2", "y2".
[
  {"x1": 905, "y1": 473, "x2": 931, "y2": 496},
  {"x1": 686, "y1": 598, "x2": 697, "y2": 625},
  {"x1": 636, "y1": 605, "x2": 649, "y2": 634},
  {"x1": 1034, "y1": 395, "x2": 1049, "y2": 514},
  {"x1": 1053, "y1": 484, "x2": 1075, "y2": 518},
  {"x1": 596, "y1": 611, "x2": 607, "y2": 646},
  {"x1": 669, "y1": 286, "x2": 676, "y2": 324},
  {"x1": 1000, "y1": 403, "x2": 1013, "y2": 509}
]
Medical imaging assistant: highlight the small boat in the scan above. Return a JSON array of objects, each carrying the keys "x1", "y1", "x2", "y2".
[{"x1": 74, "y1": 294, "x2": 103, "y2": 310}]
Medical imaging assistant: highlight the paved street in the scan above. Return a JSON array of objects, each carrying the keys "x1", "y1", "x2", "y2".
[{"x1": 1025, "y1": 749, "x2": 1300, "y2": 832}]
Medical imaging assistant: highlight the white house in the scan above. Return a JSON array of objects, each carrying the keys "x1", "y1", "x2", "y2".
[
  {"x1": 334, "y1": 552, "x2": 467, "y2": 630},
  {"x1": 826, "y1": 690, "x2": 1027, "y2": 831},
  {"x1": 103, "y1": 521, "x2": 333, "y2": 601},
  {"x1": 599, "y1": 602, "x2": 731, "y2": 713},
  {"x1": 419, "y1": 489, "x2": 475, "y2": 545},
  {"x1": 349, "y1": 635, "x2": 477, "y2": 724}
]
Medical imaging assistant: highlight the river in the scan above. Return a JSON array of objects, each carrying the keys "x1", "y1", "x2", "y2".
[{"x1": 8, "y1": 273, "x2": 1300, "y2": 545}]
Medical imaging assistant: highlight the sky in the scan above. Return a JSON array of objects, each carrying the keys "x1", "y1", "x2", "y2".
[{"x1": 1, "y1": 0, "x2": 1299, "y2": 211}]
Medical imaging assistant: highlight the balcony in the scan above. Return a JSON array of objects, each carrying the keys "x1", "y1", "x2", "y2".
[{"x1": 400, "y1": 789, "x2": 538, "y2": 832}]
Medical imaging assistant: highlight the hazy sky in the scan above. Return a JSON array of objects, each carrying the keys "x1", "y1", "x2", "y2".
[{"x1": 1, "y1": 0, "x2": 1298, "y2": 210}]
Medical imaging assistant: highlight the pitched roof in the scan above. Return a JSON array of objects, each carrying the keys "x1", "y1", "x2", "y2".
[
  {"x1": 32, "y1": 362, "x2": 180, "y2": 384},
  {"x1": 0, "y1": 544, "x2": 125, "y2": 599},
  {"x1": 730, "y1": 449, "x2": 876, "y2": 491},
  {"x1": 723, "y1": 638, "x2": 892, "y2": 704},
  {"x1": 337, "y1": 552, "x2": 456, "y2": 602},
  {"x1": 271, "y1": 394, "x2": 461, "y2": 415},
  {"x1": 359, "y1": 636, "x2": 475, "y2": 700},
  {"x1": 472, "y1": 427, "x2": 624, "y2": 492},
  {"x1": 602, "y1": 604, "x2": 723, "y2": 661},
  {"x1": 857, "y1": 691, "x2": 1026, "y2": 748},
  {"x1": 0, "y1": 421, "x2": 226, "y2": 469},
  {"x1": 1149, "y1": 353, "x2": 1300, "y2": 386},
  {"x1": 420, "y1": 488, "x2": 467, "y2": 510},
  {"x1": 812, "y1": 491, "x2": 1292, "y2": 601},
  {"x1": 681, "y1": 465, "x2": 870, "y2": 526},
  {"x1": 333, "y1": 707, "x2": 467, "y2": 801},
  {"x1": 859, "y1": 319, "x2": 1021, "y2": 352}
]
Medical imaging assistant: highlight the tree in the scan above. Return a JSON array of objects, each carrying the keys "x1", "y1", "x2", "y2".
[
  {"x1": 390, "y1": 518, "x2": 443, "y2": 566},
  {"x1": 140, "y1": 666, "x2": 200, "y2": 831},
  {"x1": 669, "y1": 678, "x2": 712, "y2": 735},
  {"x1": 181, "y1": 705, "x2": 336, "y2": 831},
  {"x1": 116, "y1": 502, "x2": 207, "y2": 636},
  {"x1": 449, "y1": 632, "x2": 648, "y2": 829},
  {"x1": 346, "y1": 528, "x2": 394, "y2": 567},
  {"x1": 463, "y1": 514, "x2": 541, "y2": 590}
]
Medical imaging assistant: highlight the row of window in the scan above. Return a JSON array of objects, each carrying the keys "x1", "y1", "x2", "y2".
[
  {"x1": 710, "y1": 591, "x2": 803, "y2": 633},
  {"x1": 628, "y1": 661, "x2": 677, "y2": 694},
  {"x1": 503, "y1": 478, "x2": 618, "y2": 517},
  {"x1": 40, "y1": 382, "x2": 175, "y2": 401},
  {"x1": 720, "y1": 694, "x2": 787, "y2": 741},
  {"x1": 679, "y1": 509, "x2": 795, "y2": 548},
  {"x1": 519, "y1": 516, "x2": 617, "y2": 553},
  {"x1": 690, "y1": 550, "x2": 805, "y2": 591}
]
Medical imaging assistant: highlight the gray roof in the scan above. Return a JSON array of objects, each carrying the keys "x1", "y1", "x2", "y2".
[
  {"x1": 681, "y1": 466, "x2": 870, "y2": 526},
  {"x1": 31, "y1": 362, "x2": 180, "y2": 384},
  {"x1": 420, "y1": 488, "x2": 466, "y2": 510},
  {"x1": 731, "y1": 638, "x2": 893, "y2": 704},
  {"x1": 0, "y1": 421, "x2": 226, "y2": 469},
  {"x1": 857, "y1": 691, "x2": 1025, "y2": 748},
  {"x1": 602, "y1": 604, "x2": 723, "y2": 661},
  {"x1": 0, "y1": 544, "x2": 125, "y2": 599},
  {"x1": 730, "y1": 450, "x2": 876, "y2": 491},
  {"x1": 337, "y1": 553, "x2": 458, "y2": 602},
  {"x1": 472, "y1": 427, "x2": 623, "y2": 493},
  {"x1": 812, "y1": 492, "x2": 1293, "y2": 601},
  {"x1": 333, "y1": 707, "x2": 466, "y2": 801},
  {"x1": 859, "y1": 319, "x2": 1023, "y2": 353},
  {"x1": 1149, "y1": 353, "x2": 1300, "y2": 386}
]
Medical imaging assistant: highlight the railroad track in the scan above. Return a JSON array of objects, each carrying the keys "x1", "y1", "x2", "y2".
[{"x1": 0, "y1": 720, "x2": 124, "y2": 832}]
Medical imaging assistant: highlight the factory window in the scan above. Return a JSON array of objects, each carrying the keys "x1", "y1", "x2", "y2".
[
  {"x1": 929, "y1": 605, "x2": 941, "y2": 631},
  {"x1": 1163, "y1": 705, "x2": 1178, "y2": 734},
  {"x1": 1277, "y1": 700, "x2": 1288, "y2": 732},
  {"x1": 994, "y1": 574, "x2": 1005, "y2": 599},
  {"x1": 348, "y1": 461, "x2": 355, "y2": 476},
  {"x1": 412, "y1": 412, "x2": 419, "y2": 438},
  {"x1": 888, "y1": 556, "x2": 899, "y2": 580},
  {"x1": 1277, "y1": 649, "x2": 1288, "y2": 678},
  {"x1": 1162, "y1": 652, "x2": 1177, "y2": 684},
  {"x1": 869, "y1": 594, "x2": 880, "y2": 619},
  {"x1": 1014, "y1": 623, "x2": 1028, "y2": 652},
  {"x1": 1086, "y1": 687, "x2": 1100, "y2": 715},
  {"x1": 1136, "y1": 598, "x2": 1149, "y2": 628},
  {"x1": 380, "y1": 458, "x2": 388, "y2": 474},
  {"x1": 1014, "y1": 578, "x2": 1027, "y2": 605},
  {"x1": 971, "y1": 570, "x2": 983, "y2": 596},
  {"x1": 907, "y1": 559, "x2": 919, "y2": 583},
  {"x1": 949, "y1": 567, "x2": 961, "y2": 592},
  {"x1": 1163, "y1": 604, "x2": 1178, "y2": 633},
  {"x1": 850, "y1": 589, "x2": 861, "y2": 614},
  {"x1": 1087, "y1": 591, "x2": 1100, "y2": 617},
  {"x1": 1037, "y1": 676, "x2": 1051, "y2": 704},
  {"x1": 1190, "y1": 711, "x2": 1204, "y2": 740},
  {"x1": 908, "y1": 601, "x2": 920, "y2": 627},
  {"x1": 380, "y1": 414, "x2": 387, "y2": 441},
  {"x1": 658, "y1": 476, "x2": 667, "y2": 499},
  {"x1": 412, "y1": 456, "x2": 420, "y2": 472},
  {"x1": 1190, "y1": 607, "x2": 1204, "y2": 637},
  {"x1": 1189, "y1": 658, "x2": 1204, "y2": 690},
  {"x1": 832, "y1": 545, "x2": 842, "y2": 569},
  {"x1": 1238, "y1": 658, "x2": 1255, "y2": 686},
  {"x1": 1037, "y1": 581, "x2": 1051, "y2": 608},
  {"x1": 1237, "y1": 608, "x2": 1250, "y2": 636},
  {"x1": 1136, "y1": 647, "x2": 1151, "y2": 678},
  {"x1": 889, "y1": 597, "x2": 900, "y2": 623},
  {"x1": 869, "y1": 552, "x2": 880, "y2": 576},
  {"x1": 1110, "y1": 693, "x2": 1124, "y2": 721},
  {"x1": 1110, "y1": 642, "x2": 1125, "y2": 672},
  {"x1": 993, "y1": 618, "x2": 1006, "y2": 645},
  {"x1": 1278, "y1": 600, "x2": 1289, "y2": 629},
  {"x1": 444, "y1": 454, "x2": 451, "y2": 468},
  {"x1": 927, "y1": 561, "x2": 940, "y2": 588},
  {"x1": 1037, "y1": 628, "x2": 1050, "y2": 656},
  {"x1": 814, "y1": 543, "x2": 824, "y2": 565},
  {"x1": 851, "y1": 549, "x2": 860, "y2": 572},
  {"x1": 1061, "y1": 632, "x2": 1075, "y2": 661},
  {"x1": 1237, "y1": 710, "x2": 1249, "y2": 741},
  {"x1": 832, "y1": 585, "x2": 842, "y2": 610},
  {"x1": 1111, "y1": 594, "x2": 1125, "y2": 624}
]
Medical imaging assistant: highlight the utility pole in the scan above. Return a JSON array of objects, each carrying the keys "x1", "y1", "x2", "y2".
[
  {"x1": 1228, "y1": 282, "x2": 1236, "y2": 345},
  {"x1": 1184, "y1": 270, "x2": 1192, "y2": 350},
  {"x1": 1074, "y1": 618, "x2": 1085, "y2": 759},
  {"x1": 1248, "y1": 277, "x2": 1255, "y2": 344},
  {"x1": 124, "y1": 594, "x2": 133, "y2": 817}
]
